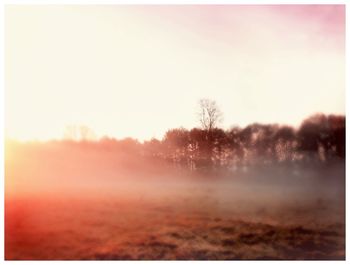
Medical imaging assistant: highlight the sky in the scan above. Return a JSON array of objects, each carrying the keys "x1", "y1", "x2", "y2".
[{"x1": 5, "y1": 5, "x2": 345, "y2": 141}]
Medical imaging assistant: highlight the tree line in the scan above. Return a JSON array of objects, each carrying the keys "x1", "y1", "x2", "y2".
[
  {"x1": 140, "y1": 113, "x2": 344, "y2": 171},
  {"x1": 60, "y1": 99, "x2": 345, "y2": 173},
  {"x1": 94, "y1": 104, "x2": 344, "y2": 174}
]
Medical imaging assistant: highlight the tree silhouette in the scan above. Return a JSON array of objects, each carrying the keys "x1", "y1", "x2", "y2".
[
  {"x1": 198, "y1": 99, "x2": 223, "y2": 132},
  {"x1": 61, "y1": 108, "x2": 344, "y2": 174},
  {"x1": 163, "y1": 128, "x2": 190, "y2": 167}
]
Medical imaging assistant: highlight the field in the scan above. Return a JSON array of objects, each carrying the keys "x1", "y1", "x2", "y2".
[{"x1": 5, "y1": 162, "x2": 345, "y2": 260}]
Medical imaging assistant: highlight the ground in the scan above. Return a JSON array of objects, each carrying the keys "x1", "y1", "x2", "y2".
[{"x1": 5, "y1": 172, "x2": 345, "y2": 260}]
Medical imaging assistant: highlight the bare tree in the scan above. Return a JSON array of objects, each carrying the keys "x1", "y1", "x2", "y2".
[
  {"x1": 198, "y1": 98, "x2": 223, "y2": 131},
  {"x1": 63, "y1": 125, "x2": 96, "y2": 141}
]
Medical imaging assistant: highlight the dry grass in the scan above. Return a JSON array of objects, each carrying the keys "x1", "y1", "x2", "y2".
[{"x1": 5, "y1": 181, "x2": 345, "y2": 260}]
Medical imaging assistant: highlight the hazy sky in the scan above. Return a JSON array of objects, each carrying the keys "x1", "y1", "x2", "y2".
[{"x1": 5, "y1": 5, "x2": 345, "y2": 141}]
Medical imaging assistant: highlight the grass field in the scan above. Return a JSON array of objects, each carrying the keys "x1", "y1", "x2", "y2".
[{"x1": 5, "y1": 165, "x2": 345, "y2": 260}]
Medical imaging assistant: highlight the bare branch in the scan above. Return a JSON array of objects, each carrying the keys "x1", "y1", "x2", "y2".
[{"x1": 197, "y1": 98, "x2": 223, "y2": 131}]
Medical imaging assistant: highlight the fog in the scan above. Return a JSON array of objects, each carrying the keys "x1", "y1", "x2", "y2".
[{"x1": 5, "y1": 140, "x2": 345, "y2": 260}]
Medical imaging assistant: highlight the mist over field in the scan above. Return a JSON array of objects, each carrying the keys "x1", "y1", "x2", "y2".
[{"x1": 5, "y1": 114, "x2": 345, "y2": 260}]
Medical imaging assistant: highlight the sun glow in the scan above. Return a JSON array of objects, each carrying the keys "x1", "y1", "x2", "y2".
[{"x1": 5, "y1": 5, "x2": 345, "y2": 141}]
